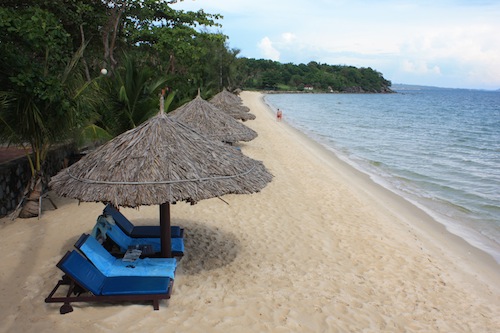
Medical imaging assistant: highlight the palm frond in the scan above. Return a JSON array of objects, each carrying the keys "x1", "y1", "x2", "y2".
[{"x1": 78, "y1": 124, "x2": 113, "y2": 146}]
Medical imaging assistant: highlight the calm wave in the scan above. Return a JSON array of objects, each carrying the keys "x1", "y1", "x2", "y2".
[{"x1": 264, "y1": 90, "x2": 500, "y2": 263}]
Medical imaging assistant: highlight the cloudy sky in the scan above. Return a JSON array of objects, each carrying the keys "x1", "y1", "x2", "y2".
[{"x1": 172, "y1": 0, "x2": 500, "y2": 90}]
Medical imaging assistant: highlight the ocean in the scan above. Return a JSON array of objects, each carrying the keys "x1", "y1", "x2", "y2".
[{"x1": 264, "y1": 89, "x2": 500, "y2": 263}]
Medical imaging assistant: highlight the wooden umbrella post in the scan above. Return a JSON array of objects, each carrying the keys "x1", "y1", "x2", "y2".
[{"x1": 160, "y1": 203, "x2": 172, "y2": 258}]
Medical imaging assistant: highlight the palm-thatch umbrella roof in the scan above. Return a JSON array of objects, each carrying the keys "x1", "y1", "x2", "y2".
[
  {"x1": 214, "y1": 89, "x2": 251, "y2": 113},
  {"x1": 217, "y1": 88, "x2": 245, "y2": 105},
  {"x1": 169, "y1": 94, "x2": 257, "y2": 144},
  {"x1": 49, "y1": 101, "x2": 272, "y2": 257},
  {"x1": 209, "y1": 90, "x2": 255, "y2": 121}
]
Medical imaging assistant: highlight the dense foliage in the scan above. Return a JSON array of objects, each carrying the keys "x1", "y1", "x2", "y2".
[
  {"x1": 235, "y1": 59, "x2": 393, "y2": 93},
  {"x1": 0, "y1": 0, "x2": 231, "y2": 216}
]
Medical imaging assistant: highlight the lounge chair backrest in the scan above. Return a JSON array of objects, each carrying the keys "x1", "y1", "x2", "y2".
[
  {"x1": 57, "y1": 251, "x2": 105, "y2": 295},
  {"x1": 95, "y1": 216, "x2": 165, "y2": 254},
  {"x1": 103, "y1": 204, "x2": 134, "y2": 234},
  {"x1": 104, "y1": 219, "x2": 132, "y2": 252},
  {"x1": 77, "y1": 234, "x2": 116, "y2": 272}
]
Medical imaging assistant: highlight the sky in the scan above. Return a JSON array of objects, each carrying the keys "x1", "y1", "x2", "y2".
[{"x1": 172, "y1": 0, "x2": 500, "y2": 90}]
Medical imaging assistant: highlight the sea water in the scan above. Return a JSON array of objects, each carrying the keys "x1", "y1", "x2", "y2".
[{"x1": 264, "y1": 89, "x2": 500, "y2": 263}]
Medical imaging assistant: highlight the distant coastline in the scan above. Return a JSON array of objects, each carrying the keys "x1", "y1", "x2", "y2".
[
  {"x1": 392, "y1": 83, "x2": 500, "y2": 92},
  {"x1": 261, "y1": 87, "x2": 395, "y2": 94},
  {"x1": 263, "y1": 90, "x2": 395, "y2": 94},
  {"x1": 259, "y1": 84, "x2": 500, "y2": 93}
]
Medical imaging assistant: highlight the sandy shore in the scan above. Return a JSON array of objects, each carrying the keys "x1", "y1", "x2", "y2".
[{"x1": 1, "y1": 91, "x2": 499, "y2": 332}]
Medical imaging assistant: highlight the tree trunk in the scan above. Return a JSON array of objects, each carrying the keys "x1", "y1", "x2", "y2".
[
  {"x1": 102, "y1": 4, "x2": 125, "y2": 70},
  {"x1": 80, "y1": 24, "x2": 91, "y2": 82},
  {"x1": 18, "y1": 177, "x2": 43, "y2": 218}
]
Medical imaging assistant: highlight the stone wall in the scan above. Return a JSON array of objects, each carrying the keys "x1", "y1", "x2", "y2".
[{"x1": 0, "y1": 145, "x2": 77, "y2": 217}]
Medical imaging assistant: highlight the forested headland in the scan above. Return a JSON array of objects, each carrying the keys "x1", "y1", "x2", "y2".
[{"x1": 236, "y1": 58, "x2": 393, "y2": 93}]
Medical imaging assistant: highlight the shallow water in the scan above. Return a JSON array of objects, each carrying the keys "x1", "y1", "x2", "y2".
[{"x1": 265, "y1": 89, "x2": 500, "y2": 263}]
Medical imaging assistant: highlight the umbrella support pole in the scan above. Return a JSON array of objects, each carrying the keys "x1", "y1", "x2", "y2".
[{"x1": 160, "y1": 203, "x2": 172, "y2": 258}]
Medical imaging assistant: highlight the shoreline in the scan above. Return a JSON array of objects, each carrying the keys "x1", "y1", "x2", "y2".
[
  {"x1": 0, "y1": 90, "x2": 498, "y2": 332},
  {"x1": 264, "y1": 91, "x2": 500, "y2": 266},
  {"x1": 260, "y1": 92, "x2": 500, "y2": 289},
  {"x1": 264, "y1": 94, "x2": 500, "y2": 265}
]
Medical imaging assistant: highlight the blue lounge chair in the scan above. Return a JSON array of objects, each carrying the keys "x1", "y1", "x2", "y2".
[
  {"x1": 103, "y1": 204, "x2": 184, "y2": 238},
  {"x1": 45, "y1": 250, "x2": 174, "y2": 314},
  {"x1": 93, "y1": 215, "x2": 185, "y2": 257},
  {"x1": 74, "y1": 234, "x2": 177, "y2": 278}
]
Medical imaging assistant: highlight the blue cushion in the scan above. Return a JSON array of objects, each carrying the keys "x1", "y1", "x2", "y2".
[
  {"x1": 122, "y1": 237, "x2": 184, "y2": 254},
  {"x1": 105, "y1": 221, "x2": 184, "y2": 254},
  {"x1": 104, "y1": 204, "x2": 183, "y2": 238},
  {"x1": 171, "y1": 226, "x2": 182, "y2": 238},
  {"x1": 57, "y1": 251, "x2": 105, "y2": 295},
  {"x1": 172, "y1": 237, "x2": 184, "y2": 253},
  {"x1": 79, "y1": 235, "x2": 177, "y2": 278},
  {"x1": 104, "y1": 204, "x2": 134, "y2": 234},
  {"x1": 106, "y1": 223, "x2": 136, "y2": 252},
  {"x1": 57, "y1": 251, "x2": 172, "y2": 296},
  {"x1": 79, "y1": 234, "x2": 116, "y2": 263},
  {"x1": 101, "y1": 276, "x2": 171, "y2": 296}
]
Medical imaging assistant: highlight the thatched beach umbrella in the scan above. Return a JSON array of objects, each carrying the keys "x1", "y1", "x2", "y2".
[
  {"x1": 212, "y1": 89, "x2": 251, "y2": 112},
  {"x1": 216, "y1": 88, "x2": 246, "y2": 107},
  {"x1": 210, "y1": 90, "x2": 256, "y2": 121},
  {"x1": 169, "y1": 93, "x2": 257, "y2": 144},
  {"x1": 49, "y1": 97, "x2": 273, "y2": 258}
]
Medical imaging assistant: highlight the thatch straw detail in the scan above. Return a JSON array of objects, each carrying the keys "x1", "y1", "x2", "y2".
[
  {"x1": 217, "y1": 88, "x2": 245, "y2": 105},
  {"x1": 209, "y1": 90, "x2": 256, "y2": 121},
  {"x1": 49, "y1": 112, "x2": 272, "y2": 208},
  {"x1": 169, "y1": 95, "x2": 257, "y2": 143},
  {"x1": 65, "y1": 162, "x2": 258, "y2": 185}
]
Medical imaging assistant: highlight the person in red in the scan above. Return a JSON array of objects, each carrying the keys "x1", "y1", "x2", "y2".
[{"x1": 276, "y1": 109, "x2": 283, "y2": 121}]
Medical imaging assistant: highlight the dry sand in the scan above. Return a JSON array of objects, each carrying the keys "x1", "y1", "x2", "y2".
[{"x1": 0, "y1": 91, "x2": 498, "y2": 333}]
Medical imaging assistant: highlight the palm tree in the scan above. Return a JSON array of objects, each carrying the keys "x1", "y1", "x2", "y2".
[{"x1": 95, "y1": 56, "x2": 170, "y2": 136}]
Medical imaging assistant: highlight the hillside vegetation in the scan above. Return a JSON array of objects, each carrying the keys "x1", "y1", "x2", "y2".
[{"x1": 235, "y1": 58, "x2": 393, "y2": 93}]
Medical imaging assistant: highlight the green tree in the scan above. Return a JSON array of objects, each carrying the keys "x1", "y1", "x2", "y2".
[
  {"x1": 0, "y1": 0, "x2": 233, "y2": 218},
  {"x1": 122, "y1": 2, "x2": 225, "y2": 103},
  {"x1": 0, "y1": 6, "x2": 89, "y2": 217},
  {"x1": 235, "y1": 58, "x2": 393, "y2": 93}
]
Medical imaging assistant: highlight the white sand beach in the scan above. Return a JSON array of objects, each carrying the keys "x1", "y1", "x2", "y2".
[{"x1": 0, "y1": 91, "x2": 498, "y2": 332}]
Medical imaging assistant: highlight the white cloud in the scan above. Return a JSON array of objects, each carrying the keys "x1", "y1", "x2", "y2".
[
  {"x1": 402, "y1": 60, "x2": 441, "y2": 75},
  {"x1": 394, "y1": 24, "x2": 500, "y2": 87},
  {"x1": 258, "y1": 37, "x2": 280, "y2": 61},
  {"x1": 281, "y1": 32, "x2": 296, "y2": 44}
]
